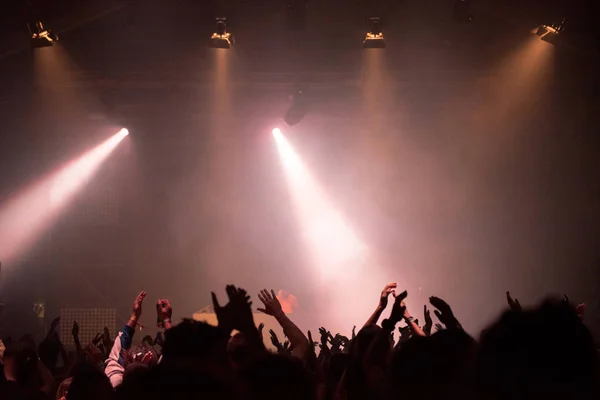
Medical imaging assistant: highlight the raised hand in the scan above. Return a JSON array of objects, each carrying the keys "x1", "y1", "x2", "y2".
[
  {"x1": 351, "y1": 325, "x2": 356, "y2": 340},
  {"x1": 337, "y1": 334, "x2": 350, "y2": 348},
  {"x1": 156, "y1": 299, "x2": 173, "y2": 328},
  {"x1": 257, "y1": 323, "x2": 265, "y2": 341},
  {"x1": 506, "y1": 291, "x2": 522, "y2": 311},
  {"x1": 423, "y1": 305, "x2": 433, "y2": 336},
  {"x1": 211, "y1": 285, "x2": 255, "y2": 334},
  {"x1": 72, "y1": 321, "x2": 79, "y2": 338},
  {"x1": 399, "y1": 325, "x2": 412, "y2": 343},
  {"x1": 430, "y1": 296, "x2": 460, "y2": 329},
  {"x1": 379, "y1": 282, "x2": 397, "y2": 309},
  {"x1": 269, "y1": 329, "x2": 283, "y2": 350},
  {"x1": 435, "y1": 323, "x2": 444, "y2": 332},
  {"x1": 132, "y1": 291, "x2": 147, "y2": 319},
  {"x1": 329, "y1": 333, "x2": 345, "y2": 353},
  {"x1": 318, "y1": 327, "x2": 329, "y2": 349},
  {"x1": 257, "y1": 289, "x2": 284, "y2": 317},
  {"x1": 389, "y1": 290, "x2": 408, "y2": 324},
  {"x1": 282, "y1": 339, "x2": 294, "y2": 354},
  {"x1": 92, "y1": 333, "x2": 103, "y2": 346}
]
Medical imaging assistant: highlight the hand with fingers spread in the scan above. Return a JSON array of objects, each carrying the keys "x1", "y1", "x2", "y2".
[
  {"x1": 257, "y1": 289, "x2": 284, "y2": 318},
  {"x1": 423, "y1": 305, "x2": 433, "y2": 336},
  {"x1": 435, "y1": 323, "x2": 444, "y2": 332},
  {"x1": 506, "y1": 291, "x2": 522, "y2": 311},
  {"x1": 430, "y1": 296, "x2": 460, "y2": 329}
]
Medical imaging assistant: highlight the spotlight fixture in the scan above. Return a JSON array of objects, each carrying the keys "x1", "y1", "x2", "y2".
[
  {"x1": 363, "y1": 17, "x2": 385, "y2": 48},
  {"x1": 534, "y1": 19, "x2": 565, "y2": 45},
  {"x1": 210, "y1": 17, "x2": 234, "y2": 48},
  {"x1": 27, "y1": 20, "x2": 58, "y2": 48}
]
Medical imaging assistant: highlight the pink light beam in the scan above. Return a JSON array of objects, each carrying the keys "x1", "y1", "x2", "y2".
[{"x1": 0, "y1": 128, "x2": 129, "y2": 264}]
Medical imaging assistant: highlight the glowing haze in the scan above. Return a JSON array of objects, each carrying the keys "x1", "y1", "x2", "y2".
[
  {"x1": 273, "y1": 128, "x2": 387, "y2": 331},
  {"x1": 0, "y1": 129, "x2": 129, "y2": 264},
  {"x1": 272, "y1": 128, "x2": 367, "y2": 278}
]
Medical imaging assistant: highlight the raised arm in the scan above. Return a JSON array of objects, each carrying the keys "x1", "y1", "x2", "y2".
[
  {"x1": 105, "y1": 291, "x2": 146, "y2": 388},
  {"x1": 364, "y1": 290, "x2": 407, "y2": 373},
  {"x1": 363, "y1": 283, "x2": 396, "y2": 328},
  {"x1": 401, "y1": 300, "x2": 426, "y2": 337},
  {"x1": 257, "y1": 289, "x2": 309, "y2": 362}
]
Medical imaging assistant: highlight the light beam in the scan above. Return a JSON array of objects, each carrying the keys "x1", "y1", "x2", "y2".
[{"x1": 0, "y1": 129, "x2": 129, "y2": 264}]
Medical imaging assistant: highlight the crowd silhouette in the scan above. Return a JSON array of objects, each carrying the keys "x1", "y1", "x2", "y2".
[{"x1": 0, "y1": 282, "x2": 596, "y2": 400}]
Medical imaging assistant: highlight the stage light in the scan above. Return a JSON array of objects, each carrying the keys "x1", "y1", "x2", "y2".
[
  {"x1": 0, "y1": 129, "x2": 128, "y2": 264},
  {"x1": 534, "y1": 20, "x2": 565, "y2": 45},
  {"x1": 363, "y1": 17, "x2": 385, "y2": 48},
  {"x1": 210, "y1": 18, "x2": 234, "y2": 49},
  {"x1": 27, "y1": 20, "x2": 59, "y2": 48}
]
